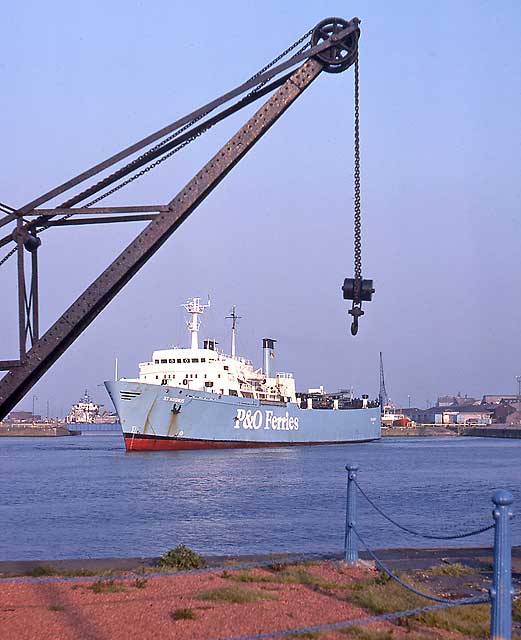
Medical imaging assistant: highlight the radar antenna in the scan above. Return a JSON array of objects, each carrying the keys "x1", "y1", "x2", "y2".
[{"x1": 182, "y1": 297, "x2": 210, "y2": 350}]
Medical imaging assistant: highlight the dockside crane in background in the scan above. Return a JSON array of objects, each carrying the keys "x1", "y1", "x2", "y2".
[
  {"x1": 379, "y1": 352, "x2": 389, "y2": 409},
  {"x1": 0, "y1": 17, "x2": 373, "y2": 420}
]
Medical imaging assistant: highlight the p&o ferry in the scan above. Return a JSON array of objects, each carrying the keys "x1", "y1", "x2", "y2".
[{"x1": 105, "y1": 298, "x2": 380, "y2": 450}]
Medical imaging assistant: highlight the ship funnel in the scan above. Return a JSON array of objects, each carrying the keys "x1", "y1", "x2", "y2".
[
  {"x1": 263, "y1": 338, "x2": 276, "y2": 379},
  {"x1": 204, "y1": 339, "x2": 218, "y2": 351}
]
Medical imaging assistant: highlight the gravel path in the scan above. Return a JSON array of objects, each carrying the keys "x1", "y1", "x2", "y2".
[{"x1": 0, "y1": 561, "x2": 477, "y2": 639}]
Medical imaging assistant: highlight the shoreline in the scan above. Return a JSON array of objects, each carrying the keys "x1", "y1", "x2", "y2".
[{"x1": 1, "y1": 545, "x2": 518, "y2": 579}]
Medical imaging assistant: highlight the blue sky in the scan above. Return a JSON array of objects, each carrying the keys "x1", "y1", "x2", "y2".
[{"x1": 1, "y1": 0, "x2": 520, "y2": 415}]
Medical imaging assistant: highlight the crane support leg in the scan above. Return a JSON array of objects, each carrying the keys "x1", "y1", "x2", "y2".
[{"x1": 0, "y1": 58, "x2": 324, "y2": 420}]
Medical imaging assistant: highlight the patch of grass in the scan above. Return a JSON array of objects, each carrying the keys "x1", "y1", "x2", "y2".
[
  {"x1": 222, "y1": 566, "x2": 338, "y2": 590},
  {"x1": 275, "y1": 567, "x2": 339, "y2": 590},
  {"x1": 170, "y1": 607, "x2": 197, "y2": 621},
  {"x1": 288, "y1": 632, "x2": 320, "y2": 639},
  {"x1": 61, "y1": 568, "x2": 104, "y2": 578},
  {"x1": 25, "y1": 564, "x2": 56, "y2": 577},
  {"x1": 48, "y1": 603, "x2": 65, "y2": 612},
  {"x1": 345, "y1": 573, "x2": 489, "y2": 638},
  {"x1": 340, "y1": 628, "x2": 394, "y2": 639},
  {"x1": 197, "y1": 585, "x2": 279, "y2": 604},
  {"x1": 133, "y1": 577, "x2": 148, "y2": 589},
  {"x1": 426, "y1": 562, "x2": 475, "y2": 577},
  {"x1": 88, "y1": 579, "x2": 127, "y2": 594},
  {"x1": 157, "y1": 544, "x2": 207, "y2": 570},
  {"x1": 513, "y1": 597, "x2": 521, "y2": 622},
  {"x1": 227, "y1": 570, "x2": 276, "y2": 584}
]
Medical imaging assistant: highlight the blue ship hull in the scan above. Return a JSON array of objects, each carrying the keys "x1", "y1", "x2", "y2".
[{"x1": 105, "y1": 380, "x2": 381, "y2": 450}]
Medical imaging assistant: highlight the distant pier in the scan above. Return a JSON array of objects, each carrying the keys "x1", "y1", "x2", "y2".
[{"x1": 0, "y1": 424, "x2": 78, "y2": 437}]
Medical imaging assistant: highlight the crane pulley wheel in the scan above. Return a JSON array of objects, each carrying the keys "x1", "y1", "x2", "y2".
[{"x1": 311, "y1": 17, "x2": 360, "y2": 73}]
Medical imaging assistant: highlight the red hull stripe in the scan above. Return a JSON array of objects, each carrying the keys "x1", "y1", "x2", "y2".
[{"x1": 123, "y1": 434, "x2": 375, "y2": 451}]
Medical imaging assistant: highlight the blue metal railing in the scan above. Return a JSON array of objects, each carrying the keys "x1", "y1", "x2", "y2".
[{"x1": 344, "y1": 463, "x2": 514, "y2": 640}]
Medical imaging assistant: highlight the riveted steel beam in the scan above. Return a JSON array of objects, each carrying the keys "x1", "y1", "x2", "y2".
[{"x1": 38, "y1": 214, "x2": 158, "y2": 226}]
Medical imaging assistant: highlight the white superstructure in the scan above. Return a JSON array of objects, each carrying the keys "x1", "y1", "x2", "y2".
[{"x1": 127, "y1": 298, "x2": 297, "y2": 403}]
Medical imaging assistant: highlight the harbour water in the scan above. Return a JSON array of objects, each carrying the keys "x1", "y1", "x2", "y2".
[{"x1": 0, "y1": 435, "x2": 519, "y2": 561}]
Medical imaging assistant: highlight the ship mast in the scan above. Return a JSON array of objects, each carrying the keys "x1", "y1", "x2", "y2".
[
  {"x1": 182, "y1": 297, "x2": 210, "y2": 350},
  {"x1": 226, "y1": 306, "x2": 241, "y2": 358}
]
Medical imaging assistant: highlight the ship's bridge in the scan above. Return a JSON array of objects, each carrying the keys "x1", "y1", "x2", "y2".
[
  {"x1": 122, "y1": 298, "x2": 297, "y2": 403},
  {"x1": 131, "y1": 346, "x2": 296, "y2": 403}
]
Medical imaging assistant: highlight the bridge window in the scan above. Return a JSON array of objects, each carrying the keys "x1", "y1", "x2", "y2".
[
  {"x1": 169, "y1": 359, "x2": 174, "y2": 363},
  {"x1": 183, "y1": 358, "x2": 190, "y2": 363},
  {"x1": 224, "y1": 365, "x2": 229, "y2": 371},
  {"x1": 161, "y1": 359, "x2": 167, "y2": 363},
  {"x1": 177, "y1": 359, "x2": 182, "y2": 363},
  {"x1": 154, "y1": 360, "x2": 159, "y2": 364},
  {"x1": 191, "y1": 358, "x2": 199, "y2": 363},
  {"x1": 201, "y1": 358, "x2": 206, "y2": 363}
]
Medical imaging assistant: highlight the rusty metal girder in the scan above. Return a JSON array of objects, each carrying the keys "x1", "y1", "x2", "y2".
[{"x1": 0, "y1": 58, "x2": 324, "y2": 419}]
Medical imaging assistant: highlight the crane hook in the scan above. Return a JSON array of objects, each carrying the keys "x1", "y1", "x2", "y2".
[{"x1": 348, "y1": 304, "x2": 364, "y2": 336}]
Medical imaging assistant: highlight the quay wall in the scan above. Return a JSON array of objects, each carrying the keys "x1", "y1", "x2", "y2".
[
  {"x1": 0, "y1": 425, "x2": 77, "y2": 437},
  {"x1": 382, "y1": 426, "x2": 456, "y2": 437},
  {"x1": 460, "y1": 424, "x2": 521, "y2": 439}
]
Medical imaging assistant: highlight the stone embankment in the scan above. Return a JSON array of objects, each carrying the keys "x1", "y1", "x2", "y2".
[
  {"x1": 382, "y1": 426, "x2": 456, "y2": 437},
  {"x1": 459, "y1": 424, "x2": 521, "y2": 438},
  {"x1": 0, "y1": 424, "x2": 78, "y2": 437}
]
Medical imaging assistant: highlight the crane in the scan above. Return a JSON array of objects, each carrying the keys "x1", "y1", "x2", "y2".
[
  {"x1": 379, "y1": 352, "x2": 389, "y2": 409},
  {"x1": 0, "y1": 16, "x2": 373, "y2": 420}
]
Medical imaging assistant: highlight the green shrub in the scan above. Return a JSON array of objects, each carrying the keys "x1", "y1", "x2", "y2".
[
  {"x1": 25, "y1": 564, "x2": 56, "y2": 577},
  {"x1": 170, "y1": 607, "x2": 197, "y2": 621},
  {"x1": 89, "y1": 579, "x2": 127, "y2": 594},
  {"x1": 133, "y1": 577, "x2": 148, "y2": 589},
  {"x1": 158, "y1": 545, "x2": 207, "y2": 570},
  {"x1": 426, "y1": 562, "x2": 475, "y2": 577}
]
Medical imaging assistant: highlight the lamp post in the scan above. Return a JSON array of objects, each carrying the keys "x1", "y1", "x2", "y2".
[
  {"x1": 516, "y1": 376, "x2": 521, "y2": 414},
  {"x1": 32, "y1": 395, "x2": 38, "y2": 424}
]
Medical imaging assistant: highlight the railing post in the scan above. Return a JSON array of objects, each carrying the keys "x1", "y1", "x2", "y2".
[
  {"x1": 490, "y1": 489, "x2": 514, "y2": 640},
  {"x1": 344, "y1": 464, "x2": 359, "y2": 564}
]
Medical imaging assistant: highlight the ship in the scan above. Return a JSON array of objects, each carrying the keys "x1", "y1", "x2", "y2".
[
  {"x1": 65, "y1": 390, "x2": 119, "y2": 426},
  {"x1": 105, "y1": 298, "x2": 381, "y2": 451}
]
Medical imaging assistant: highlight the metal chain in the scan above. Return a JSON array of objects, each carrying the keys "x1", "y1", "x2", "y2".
[
  {"x1": 0, "y1": 28, "x2": 315, "y2": 266},
  {"x1": 68, "y1": 29, "x2": 313, "y2": 215},
  {"x1": 218, "y1": 596, "x2": 489, "y2": 640},
  {"x1": 0, "y1": 245, "x2": 17, "y2": 267},
  {"x1": 353, "y1": 526, "x2": 487, "y2": 605},
  {"x1": 347, "y1": 50, "x2": 363, "y2": 336},
  {"x1": 353, "y1": 51, "x2": 361, "y2": 280},
  {"x1": 355, "y1": 479, "x2": 495, "y2": 540},
  {"x1": 81, "y1": 36, "x2": 313, "y2": 211}
]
